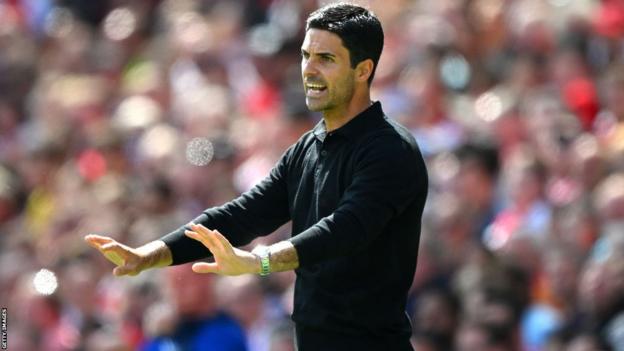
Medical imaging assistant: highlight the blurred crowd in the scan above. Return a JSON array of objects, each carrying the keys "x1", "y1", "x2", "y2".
[{"x1": 1, "y1": 0, "x2": 624, "y2": 350}]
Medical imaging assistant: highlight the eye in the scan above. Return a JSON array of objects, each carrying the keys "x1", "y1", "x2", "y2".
[{"x1": 301, "y1": 51, "x2": 310, "y2": 60}]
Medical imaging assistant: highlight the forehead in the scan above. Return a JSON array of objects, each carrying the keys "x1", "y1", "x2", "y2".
[{"x1": 302, "y1": 28, "x2": 348, "y2": 56}]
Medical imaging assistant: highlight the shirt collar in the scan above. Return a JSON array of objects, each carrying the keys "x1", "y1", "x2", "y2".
[{"x1": 312, "y1": 101, "x2": 384, "y2": 142}]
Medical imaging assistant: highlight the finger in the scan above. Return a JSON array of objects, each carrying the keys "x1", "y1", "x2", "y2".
[
  {"x1": 184, "y1": 229, "x2": 206, "y2": 244},
  {"x1": 100, "y1": 243, "x2": 131, "y2": 265},
  {"x1": 100, "y1": 241, "x2": 132, "y2": 252},
  {"x1": 185, "y1": 229, "x2": 221, "y2": 254},
  {"x1": 104, "y1": 251, "x2": 126, "y2": 267},
  {"x1": 192, "y1": 225, "x2": 227, "y2": 253},
  {"x1": 84, "y1": 234, "x2": 114, "y2": 249},
  {"x1": 190, "y1": 223, "x2": 214, "y2": 236},
  {"x1": 191, "y1": 223, "x2": 210, "y2": 232},
  {"x1": 113, "y1": 265, "x2": 136, "y2": 276},
  {"x1": 191, "y1": 262, "x2": 219, "y2": 274},
  {"x1": 210, "y1": 230, "x2": 232, "y2": 253}
]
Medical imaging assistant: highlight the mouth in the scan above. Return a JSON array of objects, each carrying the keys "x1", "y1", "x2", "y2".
[{"x1": 305, "y1": 82, "x2": 327, "y2": 97}]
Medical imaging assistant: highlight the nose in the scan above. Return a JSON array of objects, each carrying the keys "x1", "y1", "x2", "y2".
[{"x1": 302, "y1": 58, "x2": 318, "y2": 79}]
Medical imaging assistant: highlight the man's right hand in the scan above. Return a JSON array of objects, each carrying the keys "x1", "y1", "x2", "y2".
[{"x1": 84, "y1": 235, "x2": 172, "y2": 276}]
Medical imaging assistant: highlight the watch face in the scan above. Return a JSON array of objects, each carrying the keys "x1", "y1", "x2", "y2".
[
  {"x1": 254, "y1": 246, "x2": 271, "y2": 276},
  {"x1": 253, "y1": 245, "x2": 269, "y2": 256}
]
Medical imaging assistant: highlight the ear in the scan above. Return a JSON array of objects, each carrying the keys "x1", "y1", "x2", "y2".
[{"x1": 355, "y1": 59, "x2": 374, "y2": 83}]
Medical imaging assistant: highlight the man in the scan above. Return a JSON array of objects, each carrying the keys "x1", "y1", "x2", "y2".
[{"x1": 86, "y1": 3, "x2": 428, "y2": 350}]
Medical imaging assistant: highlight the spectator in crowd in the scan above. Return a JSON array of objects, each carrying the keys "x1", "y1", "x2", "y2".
[
  {"x1": 141, "y1": 264, "x2": 247, "y2": 351},
  {"x1": 216, "y1": 275, "x2": 293, "y2": 351}
]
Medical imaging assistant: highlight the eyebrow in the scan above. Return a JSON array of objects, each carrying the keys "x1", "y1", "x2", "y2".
[{"x1": 301, "y1": 49, "x2": 336, "y2": 59}]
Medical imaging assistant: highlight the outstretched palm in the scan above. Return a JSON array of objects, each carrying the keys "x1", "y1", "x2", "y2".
[
  {"x1": 184, "y1": 224, "x2": 260, "y2": 275},
  {"x1": 84, "y1": 235, "x2": 144, "y2": 276}
]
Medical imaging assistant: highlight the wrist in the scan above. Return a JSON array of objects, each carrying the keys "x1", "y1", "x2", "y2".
[
  {"x1": 137, "y1": 241, "x2": 173, "y2": 270},
  {"x1": 251, "y1": 245, "x2": 271, "y2": 276}
]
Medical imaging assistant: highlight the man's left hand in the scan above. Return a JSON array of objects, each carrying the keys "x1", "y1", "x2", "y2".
[{"x1": 184, "y1": 224, "x2": 260, "y2": 275}]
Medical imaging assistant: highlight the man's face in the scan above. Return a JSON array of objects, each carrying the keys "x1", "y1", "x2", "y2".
[{"x1": 301, "y1": 29, "x2": 356, "y2": 113}]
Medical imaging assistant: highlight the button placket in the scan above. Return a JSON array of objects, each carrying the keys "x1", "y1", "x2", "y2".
[
  {"x1": 315, "y1": 133, "x2": 335, "y2": 179},
  {"x1": 315, "y1": 151, "x2": 321, "y2": 178}
]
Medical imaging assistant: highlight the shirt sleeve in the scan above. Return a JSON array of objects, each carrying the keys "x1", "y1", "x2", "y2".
[
  {"x1": 289, "y1": 134, "x2": 427, "y2": 267},
  {"x1": 160, "y1": 147, "x2": 293, "y2": 265}
]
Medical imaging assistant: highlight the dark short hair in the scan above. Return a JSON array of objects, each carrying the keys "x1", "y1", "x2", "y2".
[{"x1": 306, "y1": 3, "x2": 384, "y2": 85}]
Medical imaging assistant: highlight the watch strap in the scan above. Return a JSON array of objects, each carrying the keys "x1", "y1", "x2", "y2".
[{"x1": 253, "y1": 246, "x2": 271, "y2": 276}]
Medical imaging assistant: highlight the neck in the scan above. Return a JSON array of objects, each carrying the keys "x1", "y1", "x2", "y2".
[{"x1": 323, "y1": 90, "x2": 372, "y2": 132}]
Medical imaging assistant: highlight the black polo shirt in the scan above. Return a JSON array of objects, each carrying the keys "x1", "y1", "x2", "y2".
[{"x1": 161, "y1": 102, "x2": 428, "y2": 350}]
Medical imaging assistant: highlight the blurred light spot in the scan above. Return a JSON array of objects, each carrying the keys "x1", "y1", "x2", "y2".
[
  {"x1": 409, "y1": 16, "x2": 456, "y2": 47},
  {"x1": 93, "y1": 175, "x2": 124, "y2": 204},
  {"x1": 77, "y1": 149, "x2": 107, "y2": 182},
  {"x1": 0, "y1": 166, "x2": 13, "y2": 198},
  {"x1": 546, "y1": 178, "x2": 580, "y2": 206},
  {"x1": 589, "y1": 236, "x2": 611, "y2": 263},
  {"x1": 432, "y1": 192, "x2": 461, "y2": 225},
  {"x1": 475, "y1": 92, "x2": 503, "y2": 122},
  {"x1": 44, "y1": 7, "x2": 74, "y2": 38},
  {"x1": 473, "y1": 0, "x2": 504, "y2": 24},
  {"x1": 507, "y1": 1, "x2": 544, "y2": 34},
  {"x1": 138, "y1": 124, "x2": 179, "y2": 160},
  {"x1": 173, "y1": 12, "x2": 212, "y2": 52},
  {"x1": 161, "y1": 0, "x2": 195, "y2": 16},
  {"x1": 183, "y1": 85, "x2": 229, "y2": 117},
  {"x1": 483, "y1": 224, "x2": 511, "y2": 251},
  {"x1": 431, "y1": 152, "x2": 460, "y2": 185},
  {"x1": 593, "y1": 173, "x2": 624, "y2": 214},
  {"x1": 610, "y1": 124, "x2": 624, "y2": 154},
  {"x1": 440, "y1": 54, "x2": 471, "y2": 90},
  {"x1": 0, "y1": 4, "x2": 17, "y2": 35},
  {"x1": 114, "y1": 95, "x2": 162, "y2": 131},
  {"x1": 547, "y1": 0, "x2": 571, "y2": 7},
  {"x1": 33, "y1": 269, "x2": 58, "y2": 295},
  {"x1": 123, "y1": 61, "x2": 162, "y2": 95},
  {"x1": 268, "y1": 0, "x2": 300, "y2": 37},
  {"x1": 574, "y1": 134, "x2": 599, "y2": 160},
  {"x1": 248, "y1": 23, "x2": 283, "y2": 56},
  {"x1": 103, "y1": 7, "x2": 136, "y2": 41},
  {"x1": 186, "y1": 137, "x2": 214, "y2": 166},
  {"x1": 48, "y1": 76, "x2": 106, "y2": 109}
]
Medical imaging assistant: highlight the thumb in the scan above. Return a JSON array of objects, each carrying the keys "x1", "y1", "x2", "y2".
[
  {"x1": 100, "y1": 243, "x2": 128, "y2": 266},
  {"x1": 84, "y1": 234, "x2": 114, "y2": 249},
  {"x1": 113, "y1": 265, "x2": 136, "y2": 277},
  {"x1": 192, "y1": 262, "x2": 219, "y2": 274}
]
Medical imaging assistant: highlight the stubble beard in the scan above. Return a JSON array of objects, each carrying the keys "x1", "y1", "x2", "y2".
[{"x1": 305, "y1": 73, "x2": 355, "y2": 114}]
